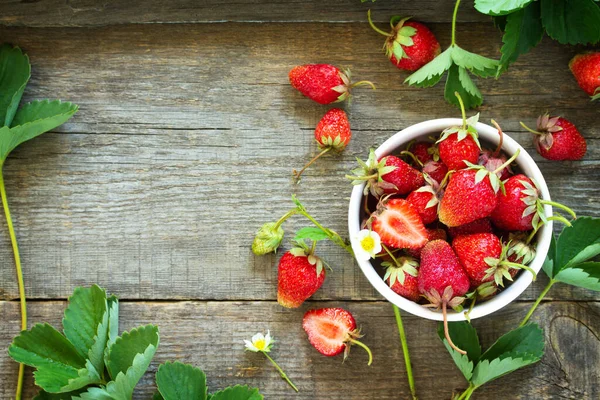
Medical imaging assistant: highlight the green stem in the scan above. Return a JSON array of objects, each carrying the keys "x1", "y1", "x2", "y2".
[
  {"x1": 293, "y1": 147, "x2": 332, "y2": 181},
  {"x1": 520, "y1": 279, "x2": 555, "y2": 327},
  {"x1": 382, "y1": 244, "x2": 400, "y2": 265},
  {"x1": 263, "y1": 352, "x2": 299, "y2": 392},
  {"x1": 350, "y1": 80, "x2": 377, "y2": 90},
  {"x1": 493, "y1": 148, "x2": 520, "y2": 175},
  {"x1": 455, "y1": 91, "x2": 467, "y2": 129},
  {"x1": 502, "y1": 261, "x2": 537, "y2": 280},
  {"x1": 274, "y1": 209, "x2": 298, "y2": 230},
  {"x1": 451, "y1": 0, "x2": 461, "y2": 46},
  {"x1": 347, "y1": 338, "x2": 373, "y2": 366},
  {"x1": 547, "y1": 215, "x2": 572, "y2": 227},
  {"x1": 459, "y1": 384, "x2": 476, "y2": 400},
  {"x1": 393, "y1": 305, "x2": 418, "y2": 400},
  {"x1": 519, "y1": 121, "x2": 543, "y2": 135},
  {"x1": 0, "y1": 169, "x2": 26, "y2": 400},
  {"x1": 298, "y1": 210, "x2": 354, "y2": 256},
  {"x1": 539, "y1": 200, "x2": 577, "y2": 220},
  {"x1": 367, "y1": 9, "x2": 391, "y2": 37}
]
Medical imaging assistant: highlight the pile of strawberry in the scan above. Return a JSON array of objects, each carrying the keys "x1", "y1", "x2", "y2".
[{"x1": 349, "y1": 93, "x2": 579, "y2": 354}]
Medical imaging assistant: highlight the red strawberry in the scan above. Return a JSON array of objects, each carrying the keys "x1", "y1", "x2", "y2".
[
  {"x1": 371, "y1": 198, "x2": 428, "y2": 249},
  {"x1": 438, "y1": 133, "x2": 480, "y2": 171},
  {"x1": 521, "y1": 114, "x2": 586, "y2": 161},
  {"x1": 478, "y1": 120, "x2": 513, "y2": 180},
  {"x1": 294, "y1": 108, "x2": 351, "y2": 180},
  {"x1": 454, "y1": 233, "x2": 536, "y2": 288},
  {"x1": 422, "y1": 160, "x2": 448, "y2": 184},
  {"x1": 302, "y1": 308, "x2": 373, "y2": 365},
  {"x1": 448, "y1": 218, "x2": 492, "y2": 239},
  {"x1": 367, "y1": 11, "x2": 441, "y2": 71},
  {"x1": 410, "y1": 141, "x2": 434, "y2": 164},
  {"x1": 406, "y1": 175, "x2": 442, "y2": 225},
  {"x1": 347, "y1": 149, "x2": 424, "y2": 197},
  {"x1": 277, "y1": 244, "x2": 326, "y2": 308},
  {"x1": 289, "y1": 64, "x2": 375, "y2": 104},
  {"x1": 438, "y1": 168, "x2": 500, "y2": 228},
  {"x1": 569, "y1": 52, "x2": 600, "y2": 99},
  {"x1": 405, "y1": 228, "x2": 447, "y2": 259},
  {"x1": 382, "y1": 256, "x2": 420, "y2": 301},
  {"x1": 418, "y1": 240, "x2": 470, "y2": 354}
]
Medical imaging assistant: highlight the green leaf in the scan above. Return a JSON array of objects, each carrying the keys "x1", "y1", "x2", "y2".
[
  {"x1": 104, "y1": 325, "x2": 160, "y2": 399},
  {"x1": 210, "y1": 386, "x2": 263, "y2": 400},
  {"x1": 445, "y1": 64, "x2": 483, "y2": 109},
  {"x1": 475, "y1": 0, "x2": 535, "y2": 15},
  {"x1": 0, "y1": 99, "x2": 78, "y2": 160},
  {"x1": 541, "y1": 233, "x2": 556, "y2": 278},
  {"x1": 0, "y1": 44, "x2": 30, "y2": 127},
  {"x1": 451, "y1": 46, "x2": 500, "y2": 78},
  {"x1": 555, "y1": 262, "x2": 600, "y2": 291},
  {"x1": 72, "y1": 387, "x2": 114, "y2": 400},
  {"x1": 34, "y1": 389, "x2": 87, "y2": 399},
  {"x1": 472, "y1": 353, "x2": 541, "y2": 387},
  {"x1": 8, "y1": 323, "x2": 102, "y2": 393},
  {"x1": 294, "y1": 226, "x2": 329, "y2": 242},
  {"x1": 62, "y1": 285, "x2": 109, "y2": 375},
  {"x1": 156, "y1": 361, "x2": 207, "y2": 400},
  {"x1": 106, "y1": 295, "x2": 120, "y2": 351},
  {"x1": 493, "y1": 15, "x2": 509, "y2": 30},
  {"x1": 405, "y1": 47, "x2": 453, "y2": 88},
  {"x1": 554, "y1": 217, "x2": 600, "y2": 274},
  {"x1": 437, "y1": 321, "x2": 481, "y2": 381},
  {"x1": 154, "y1": 393, "x2": 165, "y2": 400},
  {"x1": 498, "y1": 2, "x2": 544, "y2": 73},
  {"x1": 541, "y1": 0, "x2": 600, "y2": 45}
]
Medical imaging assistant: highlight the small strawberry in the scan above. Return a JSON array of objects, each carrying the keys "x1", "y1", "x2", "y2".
[
  {"x1": 277, "y1": 241, "x2": 326, "y2": 308},
  {"x1": 405, "y1": 228, "x2": 447, "y2": 259},
  {"x1": 448, "y1": 218, "x2": 492, "y2": 239},
  {"x1": 303, "y1": 308, "x2": 373, "y2": 365},
  {"x1": 294, "y1": 108, "x2": 351, "y2": 180},
  {"x1": 569, "y1": 52, "x2": 600, "y2": 100},
  {"x1": 520, "y1": 114, "x2": 586, "y2": 161},
  {"x1": 382, "y1": 255, "x2": 420, "y2": 301},
  {"x1": 410, "y1": 141, "x2": 435, "y2": 164},
  {"x1": 478, "y1": 120, "x2": 513, "y2": 180},
  {"x1": 437, "y1": 94, "x2": 481, "y2": 170},
  {"x1": 371, "y1": 198, "x2": 428, "y2": 249},
  {"x1": 439, "y1": 150, "x2": 519, "y2": 227},
  {"x1": 453, "y1": 233, "x2": 534, "y2": 287},
  {"x1": 418, "y1": 240, "x2": 470, "y2": 354},
  {"x1": 289, "y1": 64, "x2": 375, "y2": 104},
  {"x1": 347, "y1": 149, "x2": 424, "y2": 197},
  {"x1": 407, "y1": 174, "x2": 443, "y2": 225},
  {"x1": 490, "y1": 174, "x2": 577, "y2": 232},
  {"x1": 367, "y1": 11, "x2": 441, "y2": 71},
  {"x1": 422, "y1": 160, "x2": 448, "y2": 184}
]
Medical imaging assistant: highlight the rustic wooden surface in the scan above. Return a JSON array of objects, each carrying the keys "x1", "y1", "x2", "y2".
[{"x1": 0, "y1": 0, "x2": 598, "y2": 398}]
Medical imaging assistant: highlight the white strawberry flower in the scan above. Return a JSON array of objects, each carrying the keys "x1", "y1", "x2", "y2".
[
  {"x1": 354, "y1": 229, "x2": 382, "y2": 261},
  {"x1": 244, "y1": 330, "x2": 274, "y2": 353}
]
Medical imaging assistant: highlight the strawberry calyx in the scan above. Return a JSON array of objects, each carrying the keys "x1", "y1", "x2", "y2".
[
  {"x1": 437, "y1": 92, "x2": 481, "y2": 148},
  {"x1": 520, "y1": 114, "x2": 563, "y2": 151},
  {"x1": 381, "y1": 254, "x2": 419, "y2": 287},
  {"x1": 592, "y1": 87, "x2": 600, "y2": 101},
  {"x1": 346, "y1": 149, "x2": 398, "y2": 197},
  {"x1": 414, "y1": 173, "x2": 444, "y2": 210},
  {"x1": 506, "y1": 233, "x2": 537, "y2": 265},
  {"x1": 289, "y1": 240, "x2": 328, "y2": 276},
  {"x1": 332, "y1": 68, "x2": 376, "y2": 103},
  {"x1": 423, "y1": 286, "x2": 466, "y2": 355},
  {"x1": 464, "y1": 148, "x2": 520, "y2": 194},
  {"x1": 343, "y1": 328, "x2": 373, "y2": 366},
  {"x1": 367, "y1": 10, "x2": 416, "y2": 61},
  {"x1": 483, "y1": 241, "x2": 536, "y2": 287}
]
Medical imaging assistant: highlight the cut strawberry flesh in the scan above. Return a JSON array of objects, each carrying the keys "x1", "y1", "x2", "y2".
[
  {"x1": 303, "y1": 308, "x2": 356, "y2": 356},
  {"x1": 372, "y1": 199, "x2": 428, "y2": 249}
]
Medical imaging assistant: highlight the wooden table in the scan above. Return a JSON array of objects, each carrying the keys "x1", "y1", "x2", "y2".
[{"x1": 0, "y1": 1, "x2": 598, "y2": 399}]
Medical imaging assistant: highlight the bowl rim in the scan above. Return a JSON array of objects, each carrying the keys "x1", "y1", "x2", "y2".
[{"x1": 347, "y1": 118, "x2": 553, "y2": 321}]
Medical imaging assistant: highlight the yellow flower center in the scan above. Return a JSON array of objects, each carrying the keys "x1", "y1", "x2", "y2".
[
  {"x1": 361, "y1": 236, "x2": 375, "y2": 252},
  {"x1": 254, "y1": 339, "x2": 266, "y2": 350}
]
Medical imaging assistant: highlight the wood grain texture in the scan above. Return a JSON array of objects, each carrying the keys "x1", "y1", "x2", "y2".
[
  {"x1": 0, "y1": 23, "x2": 598, "y2": 302},
  {"x1": 1, "y1": 300, "x2": 598, "y2": 399},
  {"x1": 0, "y1": 0, "x2": 489, "y2": 26}
]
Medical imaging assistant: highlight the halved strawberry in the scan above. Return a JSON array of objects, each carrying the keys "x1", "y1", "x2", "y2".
[
  {"x1": 371, "y1": 198, "x2": 428, "y2": 249},
  {"x1": 302, "y1": 308, "x2": 373, "y2": 365}
]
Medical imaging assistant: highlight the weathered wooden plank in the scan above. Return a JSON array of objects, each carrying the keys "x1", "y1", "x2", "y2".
[
  {"x1": 0, "y1": 0, "x2": 489, "y2": 27},
  {"x1": 0, "y1": 300, "x2": 598, "y2": 399},
  {"x1": 0, "y1": 23, "x2": 597, "y2": 302}
]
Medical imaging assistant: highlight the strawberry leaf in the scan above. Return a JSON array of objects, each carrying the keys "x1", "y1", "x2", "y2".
[
  {"x1": 437, "y1": 321, "x2": 481, "y2": 381},
  {"x1": 498, "y1": 2, "x2": 544, "y2": 73},
  {"x1": 444, "y1": 64, "x2": 483, "y2": 109},
  {"x1": 541, "y1": 234, "x2": 556, "y2": 278},
  {"x1": 8, "y1": 323, "x2": 102, "y2": 393},
  {"x1": 451, "y1": 46, "x2": 499, "y2": 78},
  {"x1": 62, "y1": 285, "x2": 109, "y2": 376},
  {"x1": 210, "y1": 385, "x2": 263, "y2": 400},
  {"x1": 34, "y1": 389, "x2": 87, "y2": 399},
  {"x1": 471, "y1": 323, "x2": 544, "y2": 387},
  {"x1": 540, "y1": 0, "x2": 600, "y2": 45},
  {"x1": 475, "y1": 0, "x2": 535, "y2": 15},
  {"x1": 72, "y1": 387, "x2": 114, "y2": 399},
  {"x1": 0, "y1": 44, "x2": 30, "y2": 127},
  {"x1": 404, "y1": 47, "x2": 453, "y2": 88},
  {"x1": 294, "y1": 226, "x2": 329, "y2": 242},
  {"x1": 156, "y1": 361, "x2": 208, "y2": 400},
  {"x1": 554, "y1": 262, "x2": 600, "y2": 291},
  {"x1": 554, "y1": 217, "x2": 600, "y2": 274}
]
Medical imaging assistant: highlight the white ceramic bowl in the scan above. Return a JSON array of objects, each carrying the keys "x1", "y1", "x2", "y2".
[{"x1": 348, "y1": 118, "x2": 553, "y2": 321}]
